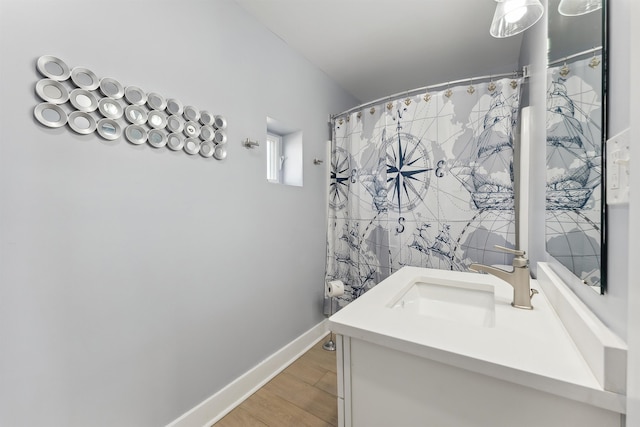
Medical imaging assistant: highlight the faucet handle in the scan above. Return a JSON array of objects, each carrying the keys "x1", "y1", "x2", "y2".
[{"x1": 494, "y1": 245, "x2": 526, "y2": 257}]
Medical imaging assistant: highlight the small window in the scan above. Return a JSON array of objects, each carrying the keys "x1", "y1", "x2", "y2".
[{"x1": 267, "y1": 133, "x2": 283, "y2": 184}]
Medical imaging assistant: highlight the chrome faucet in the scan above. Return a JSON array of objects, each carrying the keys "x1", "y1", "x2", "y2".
[{"x1": 469, "y1": 245, "x2": 538, "y2": 310}]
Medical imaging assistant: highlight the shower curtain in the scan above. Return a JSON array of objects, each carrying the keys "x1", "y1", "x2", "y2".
[{"x1": 326, "y1": 77, "x2": 523, "y2": 306}]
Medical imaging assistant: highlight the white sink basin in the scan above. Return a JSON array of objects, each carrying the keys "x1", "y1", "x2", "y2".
[{"x1": 388, "y1": 279, "x2": 495, "y2": 327}]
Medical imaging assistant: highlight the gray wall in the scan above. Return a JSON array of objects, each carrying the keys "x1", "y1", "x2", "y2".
[
  {"x1": 521, "y1": 0, "x2": 630, "y2": 340},
  {"x1": 0, "y1": 1, "x2": 356, "y2": 426}
]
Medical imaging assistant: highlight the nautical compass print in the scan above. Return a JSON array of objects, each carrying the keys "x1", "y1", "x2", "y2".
[
  {"x1": 383, "y1": 132, "x2": 432, "y2": 212},
  {"x1": 329, "y1": 146, "x2": 351, "y2": 210}
]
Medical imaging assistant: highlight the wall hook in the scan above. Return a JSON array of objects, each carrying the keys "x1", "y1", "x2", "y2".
[
  {"x1": 313, "y1": 158, "x2": 324, "y2": 165},
  {"x1": 243, "y1": 138, "x2": 259, "y2": 148}
]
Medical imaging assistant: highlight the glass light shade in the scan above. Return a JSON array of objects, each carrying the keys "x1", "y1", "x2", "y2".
[
  {"x1": 490, "y1": 0, "x2": 544, "y2": 38},
  {"x1": 558, "y1": 0, "x2": 601, "y2": 16}
]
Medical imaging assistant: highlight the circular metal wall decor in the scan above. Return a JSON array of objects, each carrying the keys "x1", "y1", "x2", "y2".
[
  {"x1": 99, "y1": 77, "x2": 125, "y2": 99},
  {"x1": 37, "y1": 55, "x2": 71, "y2": 81},
  {"x1": 33, "y1": 55, "x2": 228, "y2": 160},
  {"x1": 213, "y1": 144, "x2": 227, "y2": 160},
  {"x1": 69, "y1": 88, "x2": 98, "y2": 112},
  {"x1": 71, "y1": 67, "x2": 99, "y2": 90},
  {"x1": 166, "y1": 115, "x2": 184, "y2": 133},
  {"x1": 147, "y1": 92, "x2": 166, "y2": 110},
  {"x1": 124, "y1": 86, "x2": 147, "y2": 105},
  {"x1": 34, "y1": 102, "x2": 68, "y2": 128},
  {"x1": 98, "y1": 98, "x2": 124, "y2": 119},
  {"x1": 68, "y1": 111, "x2": 97, "y2": 134},
  {"x1": 183, "y1": 105, "x2": 200, "y2": 122},
  {"x1": 200, "y1": 140, "x2": 215, "y2": 158},
  {"x1": 148, "y1": 129, "x2": 168, "y2": 148},
  {"x1": 200, "y1": 111, "x2": 214, "y2": 126},
  {"x1": 35, "y1": 79, "x2": 69, "y2": 104},
  {"x1": 167, "y1": 133, "x2": 185, "y2": 151},
  {"x1": 124, "y1": 105, "x2": 148, "y2": 125},
  {"x1": 213, "y1": 129, "x2": 227, "y2": 145},
  {"x1": 96, "y1": 118, "x2": 122, "y2": 140},
  {"x1": 147, "y1": 110, "x2": 167, "y2": 129},
  {"x1": 183, "y1": 121, "x2": 200, "y2": 138},
  {"x1": 166, "y1": 98, "x2": 184, "y2": 116},
  {"x1": 200, "y1": 125, "x2": 215, "y2": 142},
  {"x1": 125, "y1": 124, "x2": 148, "y2": 145},
  {"x1": 213, "y1": 115, "x2": 227, "y2": 130},
  {"x1": 184, "y1": 138, "x2": 201, "y2": 155}
]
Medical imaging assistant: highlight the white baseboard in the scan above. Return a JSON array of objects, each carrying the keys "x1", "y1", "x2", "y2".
[{"x1": 166, "y1": 320, "x2": 330, "y2": 427}]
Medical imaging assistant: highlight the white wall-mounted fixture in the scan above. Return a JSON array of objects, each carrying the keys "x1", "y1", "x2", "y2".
[
  {"x1": 606, "y1": 128, "x2": 630, "y2": 205},
  {"x1": 558, "y1": 0, "x2": 602, "y2": 16},
  {"x1": 490, "y1": 0, "x2": 544, "y2": 38}
]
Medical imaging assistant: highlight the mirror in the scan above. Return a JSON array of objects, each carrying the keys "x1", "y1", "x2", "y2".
[
  {"x1": 37, "y1": 55, "x2": 70, "y2": 80},
  {"x1": 184, "y1": 138, "x2": 201, "y2": 155},
  {"x1": 71, "y1": 67, "x2": 99, "y2": 90},
  {"x1": 125, "y1": 105, "x2": 148, "y2": 125},
  {"x1": 546, "y1": 0, "x2": 606, "y2": 293},
  {"x1": 98, "y1": 98, "x2": 123, "y2": 119},
  {"x1": 200, "y1": 111, "x2": 214, "y2": 126},
  {"x1": 124, "y1": 86, "x2": 147, "y2": 105},
  {"x1": 166, "y1": 98, "x2": 184, "y2": 115},
  {"x1": 125, "y1": 124, "x2": 147, "y2": 145},
  {"x1": 147, "y1": 92, "x2": 166, "y2": 110},
  {"x1": 148, "y1": 129, "x2": 167, "y2": 148},
  {"x1": 36, "y1": 79, "x2": 69, "y2": 104},
  {"x1": 44, "y1": 84, "x2": 62, "y2": 99},
  {"x1": 200, "y1": 125, "x2": 215, "y2": 141},
  {"x1": 34, "y1": 103, "x2": 67, "y2": 127},
  {"x1": 148, "y1": 110, "x2": 167, "y2": 129},
  {"x1": 42, "y1": 108, "x2": 60, "y2": 122},
  {"x1": 97, "y1": 118, "x2": 121, "y2": 140},
  {"x1": 100, "y1": 78, "x2": 124, "y2": 99},
  {"x1": 68, "y1": 111, "x2": 96, "y2": 135},
  {"x1": 167, "y1": 115, "x2": 184, "y2": 133},
  {"x1": 70, "y1": 89, "x2": 98, "y2": 112},
  {"x1": 183, "y1": 105, "x2": 200, "y2": 122},
  {"x1": 167, "y1": 133, "x2": 185, "y2": 151},
  {"x1": 183, "y1": 121, "x2": 200, "y2": 138}
]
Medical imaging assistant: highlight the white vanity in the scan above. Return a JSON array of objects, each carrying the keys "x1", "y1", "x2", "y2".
[{"x1": 328, "y1": 265, "x2": 626, "y2": 427}]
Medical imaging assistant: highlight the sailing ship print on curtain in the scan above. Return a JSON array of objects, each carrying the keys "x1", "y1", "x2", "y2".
[
  {"x1": 546, "y1": 56, "x2": 602, "y2": 288},
  {"x1": 326, "y1": 78, "x2": 523, "y2": 306}
]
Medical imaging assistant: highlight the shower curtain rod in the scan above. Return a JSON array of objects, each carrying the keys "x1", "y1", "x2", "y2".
[
  {"x1": 548, "y1": 46, "x2": 603, "y2": 67},
  {"x1": 331, "y1": 69, "x2": 527, "y2": 120}
]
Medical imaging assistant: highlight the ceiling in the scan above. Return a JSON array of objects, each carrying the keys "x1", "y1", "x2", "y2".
[{"x1": 233, "y1": 0, "x2": 525, "y2": 103}]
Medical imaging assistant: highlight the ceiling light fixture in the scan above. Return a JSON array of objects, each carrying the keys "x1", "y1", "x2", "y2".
[
  {"x1": 558, "y1": 0, "x2": 602, "y2": 16},
  {"x1": 490, "y1": 0, "x2": 544, "y2": 38}
]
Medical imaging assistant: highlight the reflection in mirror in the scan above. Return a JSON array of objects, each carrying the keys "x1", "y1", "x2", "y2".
[
  {"x1": 100, "y1": 78, "x2": 124, "y2": 99},
  {"x1": 73, "y1": 116, "x2": 91, "y2": 129},
  {"x1": 266, "y1": 116, "x2": 303, "y2": 186},
  {"x1": 102, "y1": 123, "x2": 116, "y2": 135},
  {"x1": 104, "y1": 82, "x2": 118, "y2": 94},
  {"x1": 45, "y1": 61, "x2": 63, "y2": 76},
  {"x1": 75, "y1": 72, "x2": 92, "y2": 86},
  {"x1": 42, "y1": 108, "x2": 61, "y2": 122},
  {"x1": 43, "y1": 84, "x2": 62, "y2": 99},
  {"x1": 546, "y1": 0, "x2": 606, "y2": 293},
  {"x1": 97, "y1": 119, "x2": 121, "y2": 140},
  {"x1": 75, "y1": 94, "x2": 92, "y2": 108},
  {"x1": 68, "y1": 112, "x2": 96, "y2": 134}
]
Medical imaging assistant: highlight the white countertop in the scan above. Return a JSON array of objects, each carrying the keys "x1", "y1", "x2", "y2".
[{"x1": 328, "y1": 266, "x2": 626, "y2": 414}]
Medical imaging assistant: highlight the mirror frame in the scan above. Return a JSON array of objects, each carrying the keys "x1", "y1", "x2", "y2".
[{"x1": 545, "y1": 0, "x2": 608, "y2": 294}]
